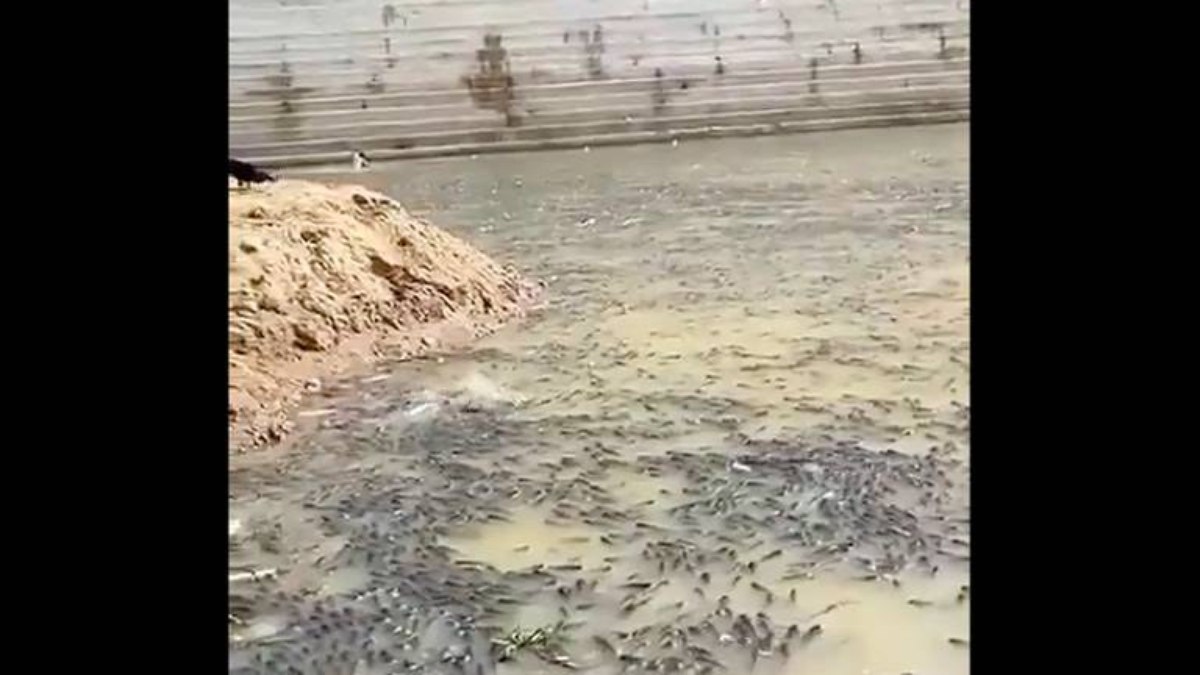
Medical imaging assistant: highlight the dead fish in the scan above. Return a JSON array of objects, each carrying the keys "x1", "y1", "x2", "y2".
[
  {"x1": 781, "y1": 571, "x2": 814, "y2": 581},
  {"x1": 804, "y1": 602, "x2": 853, "y2": 622},
  {"x1": 620, "y1": 596, "x2": 653, "y2": 615},
  {"x1": 760, "y1": 549, "x2": 783, "y2": 562},
  {"x1": 593, "y1": 635, "x2": 618, "y2": 656},
  {"x1": 716, "y1": 595, "x2": 732, "y2": 617}
]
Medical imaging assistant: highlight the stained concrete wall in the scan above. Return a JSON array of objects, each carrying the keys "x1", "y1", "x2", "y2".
[{"x1": 230, "y1": 0, "x2": 969, "y2": 166}]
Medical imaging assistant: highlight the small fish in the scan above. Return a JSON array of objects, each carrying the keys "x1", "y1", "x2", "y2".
[
  {"x1": 948, "y1": 637, "x2": 969, "y2": 647},
  {"x1": 781, "y1": 571, "x2": 814, "y2": 581},
  {"x1": 620, "y1": 596, "x2": 652, "y2": 615},
  {"x1": 593, "y1": 635, "x2": 618, "y2": 656}
]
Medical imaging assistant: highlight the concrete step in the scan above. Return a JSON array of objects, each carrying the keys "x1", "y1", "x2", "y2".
[
  {"x1": 232, "y1": 84, "x2": 968, "y2": 145},
  {"x1": 230, "y1": 1, "x2": 966, "y2": 44},
  {"x1": 229, "y1": 21, "x2": 969, "y2": 77},
  {"x1": 232, "y1": 96, "x2": 969, "y2": 158},
  {"x1": 229, "y1": 56, "x2": 967, "y2": 116},
  {"x1": 243, "y1": 109, "x2": 969, "y2": 169},
  {"x1": 229, "y1": 12, "x2": 967, "y2": 63},
  {"x1": 230, "y1": 73, "x2": 969, "y2": 141},
  {"x1": 230, "y1": 38, "x2": 969, "y2": 100}
]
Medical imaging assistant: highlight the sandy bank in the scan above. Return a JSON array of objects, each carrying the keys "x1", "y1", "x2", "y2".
[{"x1": 229, "y1": 180, "x2": 540, "y2": 452}]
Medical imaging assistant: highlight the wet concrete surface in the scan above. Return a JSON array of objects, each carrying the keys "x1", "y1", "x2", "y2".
[{"x1": 231, "y1": 123, "x2": 969, "y2": 675}]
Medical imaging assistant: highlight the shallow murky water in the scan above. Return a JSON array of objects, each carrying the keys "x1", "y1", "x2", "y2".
[{"x1": 230, "y1": 124, "x2": 969, "y2": 675}]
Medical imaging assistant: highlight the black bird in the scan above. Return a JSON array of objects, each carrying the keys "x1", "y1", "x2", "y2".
[{"x1": 229, "y1": 158, "x2": 276, "y2": 187}]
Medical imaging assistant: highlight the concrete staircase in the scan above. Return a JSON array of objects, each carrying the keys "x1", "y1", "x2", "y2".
[{"x1": 230, "y1": 0, "x2": 969, "y2": 167}]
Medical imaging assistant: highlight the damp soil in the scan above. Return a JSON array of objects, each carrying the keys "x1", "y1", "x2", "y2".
[{"x1": 230, "y1": 123, "x2": 970, "y2": 675}]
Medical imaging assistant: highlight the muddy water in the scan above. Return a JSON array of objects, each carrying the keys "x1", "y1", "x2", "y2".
[{"x1": 230, "y1": 124, "x2": 969, "y2": 675}]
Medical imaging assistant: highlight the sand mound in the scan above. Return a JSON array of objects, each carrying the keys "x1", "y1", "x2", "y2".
[{"x1": 229, "y1": 180, "x2": 541, "y2": 452}]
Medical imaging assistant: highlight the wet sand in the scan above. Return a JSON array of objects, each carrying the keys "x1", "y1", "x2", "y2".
[{"x1": 230, "y1": 123, "x2": 969, "y2": 675}]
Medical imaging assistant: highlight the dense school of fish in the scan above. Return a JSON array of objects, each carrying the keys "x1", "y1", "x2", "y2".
[{"x1": 230, "y1": 394, "x2": 968, "y2": 674}]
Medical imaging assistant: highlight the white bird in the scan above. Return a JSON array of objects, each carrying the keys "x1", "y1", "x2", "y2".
[{"x1": 352, "y1": 150, "x2": 371, "y2": 171}]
